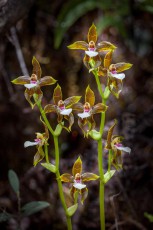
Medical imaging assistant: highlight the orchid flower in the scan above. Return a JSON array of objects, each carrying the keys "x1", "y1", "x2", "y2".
[
  {"x1": 12, "y1": 56, "x2": 57, "y2": 108},
  {"x1": 60, "y1": 157, "x2": 99, "y2": 204},
  {"x1": 67, "y1": 23, "x2": 116, "y2": 69},
  {"x1": 98, "y1": 50, "x2": 132, "y2": 98},
  {"x1": 24, "y1": 120, "x2": 49, "y2": 166},
  {"x1": 44, "y1": 84, "x2": 81, "y2": 130},
  {"x1": 105, "y1": 120, "x2": 131, "y2": 169},
  {"x1": 73, "y1": 85, "x2": 107, "y2": 135}
]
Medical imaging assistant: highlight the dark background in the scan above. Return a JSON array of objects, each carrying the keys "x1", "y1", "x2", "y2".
[{"x1": 0, "y1": 0, "x2": 153, "y2": 229}]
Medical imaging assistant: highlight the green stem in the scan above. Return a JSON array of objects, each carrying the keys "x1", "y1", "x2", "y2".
[
  {"x1": 92, "y1": 70, "x2": 106, "y2": 230},
  {"x1": 54, "y1": 136, "x2": 72, "y2": 230},
  {"x1": 34, "y1": 97, "x2": 54, "y2": 136},
  {"x1": 108, "y1": 150, "x2": 112, "y2": 172},
  {"x1": 34, "y1": 96, "x2": 72, "y2": 230},
  {"x1": 44, "y1": 144, "x2": 49, "y2": 163}
]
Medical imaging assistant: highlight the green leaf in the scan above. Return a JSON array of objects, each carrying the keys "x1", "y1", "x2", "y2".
[
  {"x1": 104, "y1": 170, "x2": 116, "y2": 184},
  {"x1": 0, "y1": 212, "x2": 12, "y2": 222},
  {"x1": 21, "y1": 201, "x2": 50, "y2": 217},
  {"x1": 54, "y1": 0, "x2": 102, "y2": 48},
  {"x1": 88, "y1": 129, "x2": 101, "y2": 140},
  {"x1": 8, "y1": 170, "x2": 20, "y2": 194},
  {"x1": 144, "y1": 212, "x2": 153, "y2": 223},
  {"x1": 41, "y1": 163, "x2": 56, "y2": 173},
  {"x1": 67, "y1": 203, "x2": 78, "y2": 217}
]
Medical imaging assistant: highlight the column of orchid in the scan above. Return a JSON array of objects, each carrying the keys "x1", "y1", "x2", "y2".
[{"x1": 12, "y1": 23, "x2": 132, "y2": 230}]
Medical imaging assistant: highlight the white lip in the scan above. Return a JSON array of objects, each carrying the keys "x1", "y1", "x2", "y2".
[
  {"x1": 109, "y1": 72, "x2": 125, "y2": 80},
  {"x1": 24, "y1": 141, "x2": 38, "y2": 148},
  {"x1": 115, "y1": 145, "x2": 131, "y2": 153},
  {"x1": 73, "y1": 183, "x2": 86, "y2": 190},
  {"x1": 78, "y1": 112, "x2": 90, "y2": 119},
  {"x1": 85, "y1": 51, "x2": 98, "y2": 57},
  {"x1": 60, "y1": 108, "x2": 72, "y2": 116},
  {"x1": 24, "y1": 83, "x2": 38, "y2": 89}
]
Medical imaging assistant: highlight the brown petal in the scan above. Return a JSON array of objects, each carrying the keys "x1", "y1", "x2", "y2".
[
  {"x1": 65, "y1": 113, "x2": 74, "y2": 131},
  {"x1": 87, "y1": 115, "x2": 96, "y2": 131},
  {"x1": 12, "y1": 76, "x2": 30, "y2": 85},
  {"x1": 88, "y1": 23, "x2": 97, "y2": 43},
  {"x1": 85, "y1": 85, "x2": 95, "y2": 106},
  {"x1": 64, "y1": 96, "x2": 81, "y2": 108},
  {"x1": 60, "y1": 173, "x2": 73, "y2": 183},
  {"x1": 32, "y1": 56, "x2": 42, "y2": 80},
  {"x1": 72, "y1": 156, "x2": 82, "y2": 176},
  {"x1": 24, "y1": 88, "x2": 35, "y2": 108},
  {"x1": 105, "y1": 120, "x2": 117, "y2": 150},
  {"x1": 70, "y1": 186, "x2": 76, "y2": 199},
  {"x1": 78, "y1": 117, "x2": 87, "y2": 135},
  {"x1": 92, "y1": 55, "x2": 102, "y2": 68},
  {"x1": 110, "y1": 62, "x2": 133, "y2": 73},
  {"x1": 53, "y1": 84, "x2": 62, "y2": 105},
  {"x1": 44, "y1": 104, "x2": 57, "y2": 113},
  {"x1": 39, "y1": 76, "x2": 57, "y2": 87},
  {"x1": 92, "y1": 103, "x2": 108, "y2": 114},
  {"x1": 98, "y1": 67, "x2": 107, "y2": 77},
  {"x1": 72, "y1": 103, "x2": 84, "y2": 112},
  {"x1": 104, "y1": 50, "x2": 113, "y2": 68},
  {"x1": 83, "y1": 54, "x2": 91, "y2": 69},
  {"x1": 33, "y1": 147, "x2": 45, "y2": 167},
  {"x1": 80, "y1": 187, "x2": 88, "y2": 204},
  {"x1": 97, "y1": 41, "x2": 117, "y2": 52},
  {"x1": 108, "y1": 77, "x2": 123, "y2": 98},
  {"x1": 82, "y1": 173, "x2": 99, "y2": 182},
  {"x1": 67, "y1": 41, "x2": 88, "y2": 50}
]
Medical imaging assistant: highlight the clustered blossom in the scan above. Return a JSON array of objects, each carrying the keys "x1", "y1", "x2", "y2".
[
  {"x1": 12, "y1": 57, "x2": 57, "y2": 108},
  {"x1": 44, "y1": 84, "x2": 81, "y2": 130},
  {"x1": 98, "y1": 50, "x2": 132, "y2": 98},
  {"x1": 68, "y1": 23, "x2": 116, "y2": 69},
  {"x1": 105, "y1": 120, "x2": 131, "y2": 169},
  {"x1": 73, "y1": 85, "x2": 107, "y2": 135},
  {"x1": 60, "y1": 157, "x2": 99, "y2": 204}
]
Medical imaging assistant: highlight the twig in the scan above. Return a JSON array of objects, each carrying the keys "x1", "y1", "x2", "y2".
[
  {"x1": 110, "y1": 192, "x2": 121, "y2": 230},
  {"x1": 10, "y1": 27, "x2": 29, "y2": 76}
]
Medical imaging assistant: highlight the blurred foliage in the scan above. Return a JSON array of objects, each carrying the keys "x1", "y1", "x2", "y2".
[{"x1": 54, "y1": 0, "x2": 153, "y2": 48}]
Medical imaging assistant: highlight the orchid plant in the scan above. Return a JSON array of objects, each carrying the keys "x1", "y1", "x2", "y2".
[{"x1": 12, "y1": 23, "x2": 132, "y2": 230}]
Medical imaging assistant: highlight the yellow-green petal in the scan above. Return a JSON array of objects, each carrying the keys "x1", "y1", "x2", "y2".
[
  {"x1": 85, "y1": 85, "x2": 95, "y2": 106},
  {"x1": 82, "y1": 173, "x2": 99, "y2": 182},
  {"x1": 32, "y1": 56, "x2": 42, "y2": 80},
  {"x1": 88, "y1": 23, "x2": 97, "y2": 43},
  {"x1": 67, "y1": 41, "x2": 88, "y2": 50},
  {"x1": 60, "y1": 173, "x2": 73, "y2": 183},
  {"x1": 72, "y1": 157, "x2": 82, "y2": 176}
]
